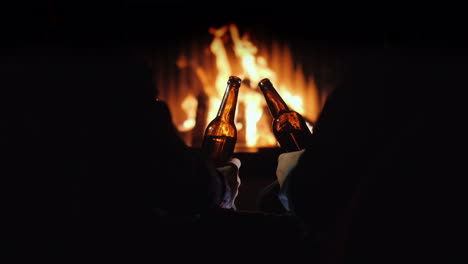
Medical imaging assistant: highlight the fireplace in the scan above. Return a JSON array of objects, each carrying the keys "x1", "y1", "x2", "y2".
[
  {"x1": 142, "y1": 16, "x2": 353, "y2": 210},
  {"x1": 146, "y1": 23, "x2": 348, "y2": 152}
]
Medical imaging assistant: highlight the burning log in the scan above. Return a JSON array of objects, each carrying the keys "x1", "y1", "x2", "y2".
[{"x1": 191, "y1": 91, "x2": 208, "y2": 148}]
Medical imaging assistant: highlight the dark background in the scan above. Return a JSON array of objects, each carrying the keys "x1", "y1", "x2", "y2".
[
  {"x1": 2, "y1": 0, "x2": 466, "y2": 215},
  {"x1": 2, "y1": 1, "x2": 466, "y2": 260},
  {"x1": 4, "y1": 1, "x2": 464, "y2": 48},
  {"x1": 3, "y1": 3, "x2": 466, "y2": 200}
]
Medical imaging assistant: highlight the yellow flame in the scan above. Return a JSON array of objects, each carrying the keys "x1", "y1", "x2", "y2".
[
  {"x1": 178, "y1": 94, "x2": 198, "y2": 132},
  {"x1": 243, "y1": 93, "x2": 263, "y2": 146},
  {"x1": 229, "y1": 24, "x2": 278, "y2": 147},
  {"x1": 279, "y1": 85, "x2": 304, "y2": 114},
  {"x1": 206, "y1": 26, "x2": 235, "y2": 127},
  {"x1": 230, "y1": 24, "x2": 276, "y2": 85},
  {"x1": 209, "y1": 26, "x2": 232, "y2": 97}
]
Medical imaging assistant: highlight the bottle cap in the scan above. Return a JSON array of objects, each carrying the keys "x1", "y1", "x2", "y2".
[
  {"x1": 258, "y1": 78, "x2": 272, "y2": 88},
  {"x1": 228, "y1": 76, "x2": 242, "y2": 86}
]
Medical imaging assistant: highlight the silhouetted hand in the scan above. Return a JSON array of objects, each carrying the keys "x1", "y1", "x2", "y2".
[
  {"x1": 276, "y1": 149, "x2": 305, "y2": 187},
  {"x1": 216, "y1": 158, "x2": 241, "y2": 209}
]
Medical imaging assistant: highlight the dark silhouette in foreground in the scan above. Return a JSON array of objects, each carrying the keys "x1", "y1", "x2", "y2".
[{"x1": 2, "y1": 40, "x2": 463, "y2": 263}]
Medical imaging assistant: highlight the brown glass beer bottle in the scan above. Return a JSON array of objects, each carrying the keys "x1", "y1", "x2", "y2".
[
  {"x1": 202, "y1": 76, "x2": 241, "y2": 167},
  {"x1": 258, "y1": 78, "x2": 312, "y2": 152}
]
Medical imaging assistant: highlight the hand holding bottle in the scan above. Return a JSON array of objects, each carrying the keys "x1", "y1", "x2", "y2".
[
  {"x1": 216, "y1": 158, "x2": 241, "y2": 209},
  {"x1": 276, "y1": 149, "x2": 305, "y2": 187},
  {"x1": 256, "y1": 78, "x2": 312, "y2": 214}
]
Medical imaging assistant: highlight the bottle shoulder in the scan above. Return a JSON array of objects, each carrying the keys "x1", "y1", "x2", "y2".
[
  {"x1": 273, "y1": 111, "x2": 310, "y2": 132},
  {"x1": 205, "y1": 117, "x2": 237, "y2": 137},
  {"x1": 207, "y1": 117, "x2": 236, "y2": 127},
  {"x1": 273, "y1": 111, "x2": 305, "y2": 122}
]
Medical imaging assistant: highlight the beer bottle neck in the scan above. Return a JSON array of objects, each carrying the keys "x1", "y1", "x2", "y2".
[
  {"x1": 217, "y1": 77, "x2": 240, "y2": 122},
  {"x1": 259, "y1": 78, "x2": 290, "y2": 118}
]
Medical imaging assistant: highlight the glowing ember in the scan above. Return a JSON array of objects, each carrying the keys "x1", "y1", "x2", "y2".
[{"x1": 177, "y1": 24, "x2": 322, "y2": 149}]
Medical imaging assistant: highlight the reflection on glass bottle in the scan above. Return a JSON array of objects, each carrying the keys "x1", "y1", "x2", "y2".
[
  {"x1": 202, "y1": 76, "x2": 241, "y2": 166},
  {"x1": 258, "y1": 78, "x2": 312, "y2": 152}
]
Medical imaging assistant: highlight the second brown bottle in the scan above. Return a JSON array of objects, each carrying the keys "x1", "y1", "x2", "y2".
[
  {"x1": 202, "y1": 76, "x2": 242, "y2": 167},
  {"x1": 258, "y1": 78, "x2": 312, "y2": 152}
]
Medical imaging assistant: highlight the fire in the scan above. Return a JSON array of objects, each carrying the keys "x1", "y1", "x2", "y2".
[
  {"x1": 178, "y1": 94, "x2": 198, "y2": 132},
  {"x1": 177, "y1": 24, "x2": 322, "y2": 149}
]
